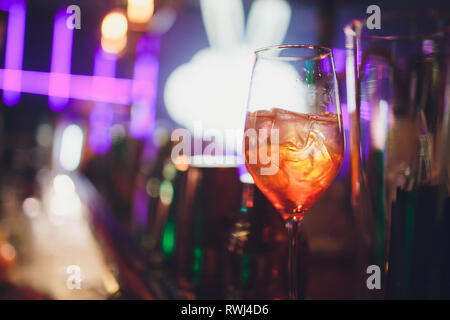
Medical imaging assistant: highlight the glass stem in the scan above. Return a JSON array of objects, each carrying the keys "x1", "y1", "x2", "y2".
[{"x1": 286, "y1": 217, "x2": 301, "y2": 300}]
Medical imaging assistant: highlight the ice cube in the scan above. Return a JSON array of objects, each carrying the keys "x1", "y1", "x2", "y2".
[
  {"x1": 299, "y1": 127, "x2": 331, "y2": 162},
  {"x1": 281, "y1": 123, "x2": 333, "y2": 182}
]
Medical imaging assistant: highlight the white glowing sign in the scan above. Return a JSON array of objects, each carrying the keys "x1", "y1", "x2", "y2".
[
  {"x1": 164, "y1": 0, "x2": 292, "y2": 150},
  {"x1": 59, "y1": 124, "x2": 84, "y2": 171}
]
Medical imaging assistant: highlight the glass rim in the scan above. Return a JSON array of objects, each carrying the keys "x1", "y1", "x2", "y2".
[{"x1": 255, "y1": 44, "x2": 332, "y2": 62}]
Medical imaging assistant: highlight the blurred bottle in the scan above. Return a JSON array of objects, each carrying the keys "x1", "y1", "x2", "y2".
[
  {"x1": 174, "y1": 160, "x2": 242, "y2": 299},
  {"x1": 131, "y1": 125, "x2": 186, "y2": 272},
  {"x1": 142, "y1": 154, "x2": 188, "y2": 270},
  {"x1": 224, "y1": 181, "x2": 308, "y2": 300},
  {"x1": 131, "y1": 125, "x2": 172, "y2": 247},
  {"x1": 345, "y1": 12, "x2": 450, "y2": 298}
]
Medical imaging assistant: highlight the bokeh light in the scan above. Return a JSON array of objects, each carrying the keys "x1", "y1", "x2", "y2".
[
  {"x1": 127, "y1": 0, "x2": 154, "y2": 24},
  {"x1": 101, "y1": 12, "x2": 128, "y2": 54},
  {"x1": 59, "y1": 124, "x2": 84, "y2": 171}
]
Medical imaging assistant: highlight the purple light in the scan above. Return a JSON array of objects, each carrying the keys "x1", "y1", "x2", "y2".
[
  {"x1": 340, "y1": 103, "x2": 350, "y2": 133},
  {"x1": 71, "y1": 74, "x2": 133, "y2": 104},
  {"x1": 0, "y1": 1, "x2": 159, "y2": 113},
  {"x1": 93, "y1": 49, "x2": 117, "y2": 77},
  {"x1": 422, "y1": 39, "x2": 433, "y2": 56},
  {"x1": 1, "y1": 0, "x2": 26, "y2": 106},
  {"x1": 88, "y1": 103, "x2": 113, "y2": 154},
  {"x1": 88, "y1": 49, "x2": 117, "y2": 154},
  {"x1": 132, "y1": 187, "x2": 149, "y2": 228},
  {"x1": 360, "y1": 100, "x2": 372, "y2": 121},
  {"x1": 336, "y1": 102, "x2": 350, "y2": 179},
  {"x1": 49, "y1": 8, "x2": 74, "y2": 111},
  {"x1": 332, "y1": 48, "x2": 345, "y2": 74},
  {"x1": 0, "y1": 69, "x2": 141, "y2": 104},
  {"x1": 92, "y1": 49, "x2": 117, "y2": 100},
  {"x1": 129, "y1": 35, "x2": 160, "y2": 140},
  {"x1": 130, "y1": 98, "x2": 157, "y2": 139}
]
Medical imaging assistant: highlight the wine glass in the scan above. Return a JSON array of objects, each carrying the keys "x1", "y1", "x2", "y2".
[{"x1": 243, "y1": 44, "x2": 344, "y2": 299}]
